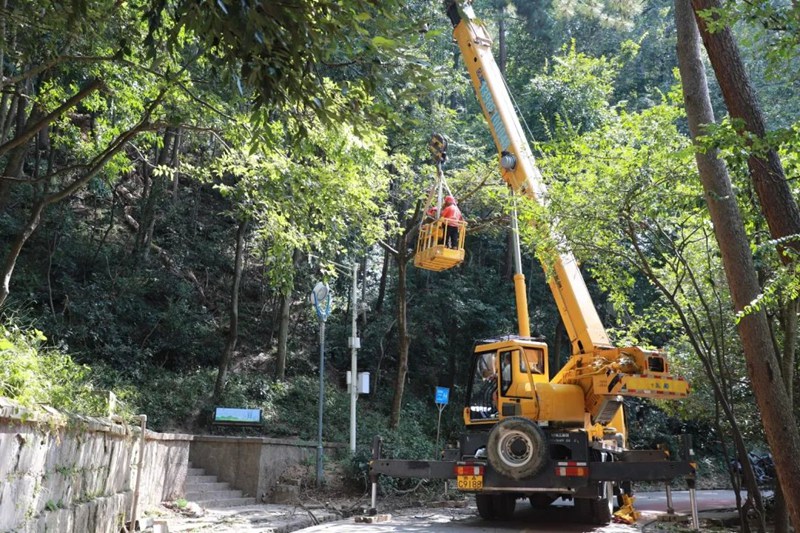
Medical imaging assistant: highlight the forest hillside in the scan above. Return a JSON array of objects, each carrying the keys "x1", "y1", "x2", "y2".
[{"x1": 1, "y1": 0, "x2": 798, "y2": 527}]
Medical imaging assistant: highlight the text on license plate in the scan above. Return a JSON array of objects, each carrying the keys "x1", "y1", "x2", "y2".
[{"x1": 456, "y1": 475, "x2": 483, "y2": 490}]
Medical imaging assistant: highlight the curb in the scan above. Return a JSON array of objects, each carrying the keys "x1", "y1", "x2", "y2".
[{"x1": 255, "y1": 510, "x2": 342, "y2": 533}]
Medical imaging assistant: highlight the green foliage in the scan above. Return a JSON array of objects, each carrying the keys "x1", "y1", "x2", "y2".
[
  {"x1": 148, "y1": 0, "x2": 440, "y2": 124},
  {"x1": 0, "y1": 323, "x2": 130, "y2": 417},
  {"x1": 736, "y1": 241, "x2": 800, "y2": 323},
  {"x1": 44, "y1": 500, "x2": 63, "y2": 512},
  {"x1": 697, "y1": 1, "x2": 800, "y2": 84},
  {"x1": 1, "y1": 0, "x2": 794, "y2": 481},
  {"x1": 213, "y1": 105, "x2": 391, "y2": 292},
  {"x1": 524, "y1": 40, "x2": 621, "y2": 135},
  {"x1": 127, "y1": 367, "x2": 217, "y2": 430}
]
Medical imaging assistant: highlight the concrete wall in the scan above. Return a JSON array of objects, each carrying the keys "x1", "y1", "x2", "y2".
[
  {"x1": 0, "y1": 398, "x2": 190, "y2": 533},
  {"x1": 0, "y1": 397, "x2": 346, "y2": 531},
  {"x1": 189, "y1": 436, "x2": 346, "y2": 501}
]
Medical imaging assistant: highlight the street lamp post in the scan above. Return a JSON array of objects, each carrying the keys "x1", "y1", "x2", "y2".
[
  {"x1": 308, "y1": 256, "x2": 362, "y2": 455},
  {"x1": 311, "y1": 282, "x2": 332, "y2": 487}
]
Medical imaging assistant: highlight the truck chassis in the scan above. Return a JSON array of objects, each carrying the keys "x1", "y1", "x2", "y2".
[{"x1": 369, "y1": 431, "x2": 697, "y2": 524}]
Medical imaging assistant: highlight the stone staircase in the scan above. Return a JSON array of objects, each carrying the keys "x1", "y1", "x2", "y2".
[{"x1": 184, "y1": 464, "x2": 257, "y2": 508}]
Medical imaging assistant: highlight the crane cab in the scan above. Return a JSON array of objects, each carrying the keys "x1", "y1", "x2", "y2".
[
  {"x1": 464, "y1": 337, "x2": 586, "y2": 428},
  {"x1": 414, "y1": 217, "x2": 466, "y2": 271}
]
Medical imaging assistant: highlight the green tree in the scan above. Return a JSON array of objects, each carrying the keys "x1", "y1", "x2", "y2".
[
  {"x1": 209, "y1": 104, "x2": 392, "y2": 394},
  {"x1": 530, "y1": 42, "x2": 783, "y2": 527},
  {"x1": 681, "y1": 1, "x2": 800, "y2": 528}
]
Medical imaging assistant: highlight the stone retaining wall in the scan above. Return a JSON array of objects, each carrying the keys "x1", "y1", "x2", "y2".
[
  {"x1": 0, "y1": 398, "x2": 347, "y2": 532},
  {"x1": 0, "y1": 399, "x2": 190, "y2": 533}
]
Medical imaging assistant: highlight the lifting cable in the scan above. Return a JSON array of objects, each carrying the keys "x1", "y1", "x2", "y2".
[{"x1": 420, "y1": 133, "x2": 455, "y2": 230}]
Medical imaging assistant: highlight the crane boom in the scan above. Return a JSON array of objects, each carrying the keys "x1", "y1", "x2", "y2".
[{"x1": 446, "y1": 1, "x2": 610, "y2": 354}]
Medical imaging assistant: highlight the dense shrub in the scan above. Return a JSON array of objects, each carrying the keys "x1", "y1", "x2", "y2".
[{"x1": 0, "y1": 323, "x2": 132, "y2": 418}]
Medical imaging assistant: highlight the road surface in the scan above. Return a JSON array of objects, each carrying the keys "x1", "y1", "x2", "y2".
[{"x1": 295, "y1": 490, "x2": 746, "y2": 532}]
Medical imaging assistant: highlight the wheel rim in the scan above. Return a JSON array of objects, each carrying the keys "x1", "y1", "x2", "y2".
[{"x1": 497, "y1": 428, "x2": 534, "y2": 468}]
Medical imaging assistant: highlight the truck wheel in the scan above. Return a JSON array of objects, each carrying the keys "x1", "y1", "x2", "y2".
[
  {"x1": 475, "y1": 494, "x2": 516, "y2": 521},
  {"x1": 486, "y1": 417, "x2": 547, "y2": 480},
  {"x1": 492, "y1": 494, "x2": 516, "y2": 520},
  {"x1": 528, "y1": 494, "x2": 555, "y2": 509},
  {"x1": 475, "y1": 494, "x2": 494, "y2": 520}
]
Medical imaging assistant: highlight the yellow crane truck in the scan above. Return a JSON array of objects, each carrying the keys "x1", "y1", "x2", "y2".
[{"x1": 370, "y1": 0, "x2": 696, "y2": 524}]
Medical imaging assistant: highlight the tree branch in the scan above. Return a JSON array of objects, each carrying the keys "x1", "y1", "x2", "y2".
[
  {"x1": 0, "y1": 78, "x2": 103, "y2": 158},
  {"x1": 378, "y1": 239, "x2": 398, "y2": 256}
]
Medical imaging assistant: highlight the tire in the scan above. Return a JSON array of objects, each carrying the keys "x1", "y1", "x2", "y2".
[
  {"x1": 492, "y1": 494, "x2": 516, "y2": 520},
  {"x1": 475, "y1": 494, "x2": 516, "y2": 521},
  {"x1": 486, "y1": 417, "x2": 547, "y2": 480},
  {"x1": 528, "y1": 494, "x2": 556, "y2": 509},
  {"x1": 475, "y1": 494, "x2": 494, "y2": 520}
]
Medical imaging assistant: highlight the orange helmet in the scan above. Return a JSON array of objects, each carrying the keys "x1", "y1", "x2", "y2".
[{"x1": 445, "y1": 195, "x2": 456, "y2": 205}]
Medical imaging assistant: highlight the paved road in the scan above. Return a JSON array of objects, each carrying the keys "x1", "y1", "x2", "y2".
[{"x1": 295, "y1": 490, "x2": 746, "y2": 533}]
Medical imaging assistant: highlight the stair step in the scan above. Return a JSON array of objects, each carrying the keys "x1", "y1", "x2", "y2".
[
  {"x1": 185, "y1": 489, "x2": 243, "y2": 501},
  {"x1": 185, "y1": 474, "x2": 218, "y2": 483},
  {"x1": 185, "y1": 481, "x2": 230, "y2": 492},
  {"x1": 187, "y1": 467, "x2": 205, "y2": 476},
  {"x1": 194, "y1": 497, "x2": 257, "y2": 508}
]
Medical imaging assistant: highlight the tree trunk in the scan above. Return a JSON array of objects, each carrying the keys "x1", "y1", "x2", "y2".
[
  {"x1": 171, "y1": 127, "x2": 182, "y2": 202},
  {"x1": 213, "y1": 218, "x2": 249, "y2": 403},
  {"x1": 773, "y1": 297, "x2": 798, "y2": 533},
  {"x1": 275, "y1": 249, "x2": 301, "y2": 381},
  {"x1": 0, "y1": 92, "x2": 15, "y2": 141},
  {"x1": 376, "y1": 246, "x2": 390, "y2": 313},
  {"x1": 135, "y1": 128, "x2": 175, "y2": 261},
  {"x1": 389, "y1": 233, "x2": 410, "y2": 429},
  {"x1": 691, "y1": 0, "x2": 800, "y2": 261},
  {"x1": 0, "y1": 91, "x2": 33, "y2": 205},
  {"x1": 497, "y1": 5, "x2": 507, "y2": 75},
  {"x1": 0, "y1": 200, "x2": 45, "y2": 306},
  {"x1": 275, "y1": 290, "x2": 292, "y2": 381},
  {"x1": 675, "y1": 1, "x2": 800, "y2": 527},
  {"x1": 361, "y1": 255, "x2": 368, "y2": 328}
]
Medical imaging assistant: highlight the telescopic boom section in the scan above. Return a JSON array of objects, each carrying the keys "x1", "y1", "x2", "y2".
[{"x1": 445, "y1": 1, "x2": 610, "y2": 354}]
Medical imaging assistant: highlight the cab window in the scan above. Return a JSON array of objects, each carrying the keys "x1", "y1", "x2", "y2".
[
  {"x1": 520, "y1": 347, "x2": 544, "y2": 374},
  {"x1": 468, "y1": 351, "x2": 497, "y2": 420},
  {"x1": 499, "y1": 350, "x2": 514, "y2": 395}
]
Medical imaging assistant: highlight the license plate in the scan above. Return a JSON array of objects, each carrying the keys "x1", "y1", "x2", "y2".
[{"x1": 456, "y1": 475, "x2": 483, "y2": 490}]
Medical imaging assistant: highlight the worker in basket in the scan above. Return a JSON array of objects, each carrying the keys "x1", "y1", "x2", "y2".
[
  {"x1": 441, "y1": 195, "x2": 463, "y2": 249},
  {"x1": 423, "y1": 206, "x2": 444, "y2": 245}
]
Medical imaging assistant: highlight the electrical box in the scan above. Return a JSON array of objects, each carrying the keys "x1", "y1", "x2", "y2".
[
  {"x1": 347, "y1": 371, "x2": 370, "y2": 393},
  {"x1": 357, "y1": 372, "x2": 370, "y2": 394}
]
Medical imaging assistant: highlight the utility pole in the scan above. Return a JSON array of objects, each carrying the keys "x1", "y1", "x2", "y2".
[
  {"x1": 309, "y1": 255, "x2": 362, "y2": 455},
  {"x1": 349, "y1": 261, "x2": 361, "y2": 454}
]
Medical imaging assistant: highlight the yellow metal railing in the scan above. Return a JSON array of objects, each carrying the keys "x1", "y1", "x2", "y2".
[{"x1": 414, "y1": 218, "x2": 467, "y2": 271}]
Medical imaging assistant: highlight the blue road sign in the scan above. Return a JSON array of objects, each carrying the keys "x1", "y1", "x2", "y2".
[{"x1": 435, "y1": 387, "x2": 450, "y2": 405}]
